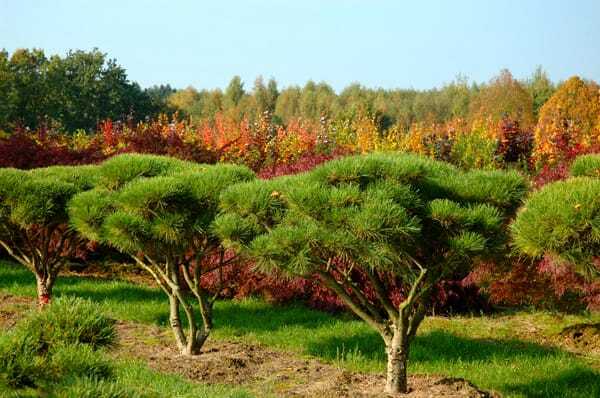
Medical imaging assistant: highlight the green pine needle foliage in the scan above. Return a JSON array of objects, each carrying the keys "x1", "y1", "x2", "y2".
[
  {"x1": 216, "y1": 153, "x2": 527, "y2": 282},
  {"x1": 570, "y1": 154, "x2": 600, "y2": 178},
  {"x1": 512, "y1": 177, "x2": 600, "y2": 278}
]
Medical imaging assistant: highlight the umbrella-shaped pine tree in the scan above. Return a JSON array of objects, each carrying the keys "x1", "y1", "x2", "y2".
[
  {"x1": 69, "y1": 159, "x2": 255, "y2": 355},
  {"x1": 215, "y1": 153, "x2": 527, "y2": 394},
  {"x1": 0, "y1": 165, "x2": 98, "y2": 305}
]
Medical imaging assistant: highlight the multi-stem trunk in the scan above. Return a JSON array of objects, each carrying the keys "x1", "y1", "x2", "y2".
[
  {"x1": 166, "y1": 284, "x2": 213, "y2": 356},
  {"x1": 136, "y1": 255, "x2": 218, "y2": 357},
  {"x1": 1, "y1": 227, "x2": 69, "y2": 308},
  {"x1": 317, "y1": 261, "x2": 429, "y2": 395}
]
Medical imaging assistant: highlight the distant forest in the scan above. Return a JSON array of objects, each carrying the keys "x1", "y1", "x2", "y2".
[{"x1": 0, "y1": 48, "x2": 561, "y2": 133}]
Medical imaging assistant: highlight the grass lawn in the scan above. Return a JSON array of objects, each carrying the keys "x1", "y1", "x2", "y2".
[
  {"x1": 0, "y1": 360, "x2": 253, "y2": 398},
  {"x1": 1, "y1": 261, "x2": 599, "y2": 398}
]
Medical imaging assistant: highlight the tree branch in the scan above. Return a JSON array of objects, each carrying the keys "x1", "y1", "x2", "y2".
[
  {"x1": 399, "y1": 266, "x2": 428, "y2": 316},
  {"x1": 365, "y1": 268, "x2": 397, "y2": 321},
  {"x1": 132, "y1": 255, "x2": 171, "y2": 297},
  {"x1": 338, "y1": 267, "x2": 385, "y2": 325},
  {"x1": 317, "y1": 270, "x2": 387, "y2": 336},
  {"x1": 0, "y1": 238, "x2": 32, "y2": 269}
]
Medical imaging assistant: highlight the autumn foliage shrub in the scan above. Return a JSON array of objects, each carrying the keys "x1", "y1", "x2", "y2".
[
  {"x1": 533, "y1": 76, "x2": 600, "y2": 166},
  {"x1": 0, "y1": 130, "x2": 106, "y2": 169},
  {"x1": 450, "y1": 128, "x2": 499, "y2": 170},
  {"x1": 496, "y1": 118, "x2": 533, "y2": 165},
  {"x1": 466, "y1": 258, "x2": 600, "y2": 312}
]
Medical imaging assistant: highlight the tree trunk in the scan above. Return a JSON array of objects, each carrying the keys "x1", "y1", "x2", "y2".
[
  {"x1": 35, "y1": 272, "x2": 54, "y2": 307},
  {"x1": 168, "y1": 294, "x2": 188, "y2": 353},
  {"x1": 168, "y1": 292, "x2": 208, "y2": 357},
  {"x1": 184, "y1": 293, "x2": 213, "y2": 356},
  {"x1": 385, "y1": 329, "x2": 409, "y2": 394}
]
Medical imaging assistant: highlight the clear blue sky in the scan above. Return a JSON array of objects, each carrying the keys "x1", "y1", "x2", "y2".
[{"x1": 1, "y1": 0, "x2": 599, "y2": 91}]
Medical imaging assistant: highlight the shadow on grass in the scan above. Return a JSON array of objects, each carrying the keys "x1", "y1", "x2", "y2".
[
  {"x1": 0, "y1": 261, "x2": 169, "y2": 323},
  {"x1": 0, "y1": 263, "x2": 162, "y2": 301},
  {"x1": 303, "y1": 329, "x2": 571, "y2": 367},
  {"x1": 501, "y1": 367, "x2": 600, "y2": 398},
  {"x1": 2, "y1": 261, "x2": 600, "y2": 397},
  {"x1": 306, "y1": 330, "x2": 600, "y2": 397}
]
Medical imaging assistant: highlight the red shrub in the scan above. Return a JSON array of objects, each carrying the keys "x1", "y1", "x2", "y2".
[
  {"x1": 496, "y1": 118, "x2": 533, "y2": 164},
  {"x1": 0, "y1": 131, "x2": 106, "y2": 169},
  {"x1": 258, "y1": 150, "x2": 349, "y2": 179},
  {"x1": 198, "y1": 256, "x2": 490, "y2": 315},
  {"x1": 467, "y1": 257, "x2": 600, "y2": 312}
]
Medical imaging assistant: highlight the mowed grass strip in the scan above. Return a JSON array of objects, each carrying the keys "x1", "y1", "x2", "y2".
[{"x1": 1, "y1": 261, "x2": 599, "y2": 398}]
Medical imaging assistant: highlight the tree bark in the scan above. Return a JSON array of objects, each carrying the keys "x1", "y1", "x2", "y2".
[
  {"x1": 35, "y1": 272, "x2": 55, "y2": 307},
  {"x1": 168, "y1": 294, "x2": 188, "y2": 353},
  {"x1": 385, "y1": 328, "x2": 409, "y2": 394}
]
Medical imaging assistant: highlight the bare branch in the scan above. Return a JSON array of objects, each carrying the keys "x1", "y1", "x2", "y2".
[
  {"x1": 399, "y1": 266, "x2": 428, "y2": 316},
  {"x1": 365, "y1": 268, "x2": 398, "y2": 321},
  {"x1": 317, "y1": 270, "x2": 387, "y2": 336},
  {"x1": 132, "y1": 255, "x2": 171, "y2": 296},
  {"x1": 0, "y1": 238, "x2": 32, "y2": 269}
]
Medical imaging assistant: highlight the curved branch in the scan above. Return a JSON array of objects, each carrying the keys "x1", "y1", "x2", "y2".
[
  {"x1": 317, "y1": 270, "x2": 387, "y2": 337},
  {"x1": 365, "y1": 268, "x2": 397, "y2": 321}
]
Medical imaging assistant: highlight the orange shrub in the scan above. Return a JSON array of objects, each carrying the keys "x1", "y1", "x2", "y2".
[{"x1": 533, "y1": 76, "x2": 600, "y2": 165}]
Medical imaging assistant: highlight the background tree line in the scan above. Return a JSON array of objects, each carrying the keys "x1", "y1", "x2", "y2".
[
  {"x1": 168, "y1": 67, "x2": 556, "y2": 132},
  {"x1": 0, "y1": 48, "x2": 173, "y2": 132},
  {"x1": 1, "y1": 48, "x2": 559, "y2": 134}
]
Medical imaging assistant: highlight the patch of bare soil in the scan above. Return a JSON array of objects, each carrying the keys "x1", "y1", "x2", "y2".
[
  {"x1": 558, "y1": 323, "x2": 600, "y2": 356},
  {"x1": 0, "y1": 292, "x2": 496, "y2": 396},
  {"x1": 0, "y1": 293, "x2": 34, "y2": 330},
  {"x1": 114, "y1": 321, "x2": 497, "y2": 397}
]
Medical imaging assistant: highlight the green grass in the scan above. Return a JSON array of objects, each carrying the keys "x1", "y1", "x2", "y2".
[
  {"x1": 0, "y1": 358, "x2": 253, "y2": 398},
  {"x1": 111, "y1": 360, "x2": 253, "y2": 398},
  {"x1": 1, "y1": 261, "x2": 600, "y2": 397}
]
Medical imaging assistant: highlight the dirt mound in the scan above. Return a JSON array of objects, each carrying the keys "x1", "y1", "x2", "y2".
[
  {"x1": 558, "y1": 323, "x2": 600, "y2": 355},
  {"x1": 0, "y1": 293, "x2": 34, "y2": 330},
  {"x1": 115, "y1": 321, "x2": 497, "y2": 397}
]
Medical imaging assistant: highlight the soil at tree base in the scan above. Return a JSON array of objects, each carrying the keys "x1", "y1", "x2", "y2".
[
  {"x1": 115, "y1": 320, "x2": 496, "y2": 397},
  {"x1": 0, "y1": 292, "x2": 495, "y2": 397},
  {"x1": 0, "y1": 293, "x2": 32, "y2": 330}
]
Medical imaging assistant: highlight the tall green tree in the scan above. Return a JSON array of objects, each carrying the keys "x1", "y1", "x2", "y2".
[
  {"x1": 526, "y1": 66, "x2": 555, "y2": 119},
  {"x1": 224, "y1": 75, "x2": 245, "y2": 109},
  {"x1": 3, "y1": 49, "x2": 49, "y2": 130},
  {"x1": 274, "y1": 85, "x2": 302, "y2": 123},
  {"x1": 0, "y1": 48, "x2": 159, "y2": 131}
]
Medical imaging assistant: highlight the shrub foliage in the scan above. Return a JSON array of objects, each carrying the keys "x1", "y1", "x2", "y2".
[
  {"x1": 512, "y1": 176, "x2": 600, "y2": 279},
  {"x1": 0, "y1": 297, "x2": 116, "y2": 392}
]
